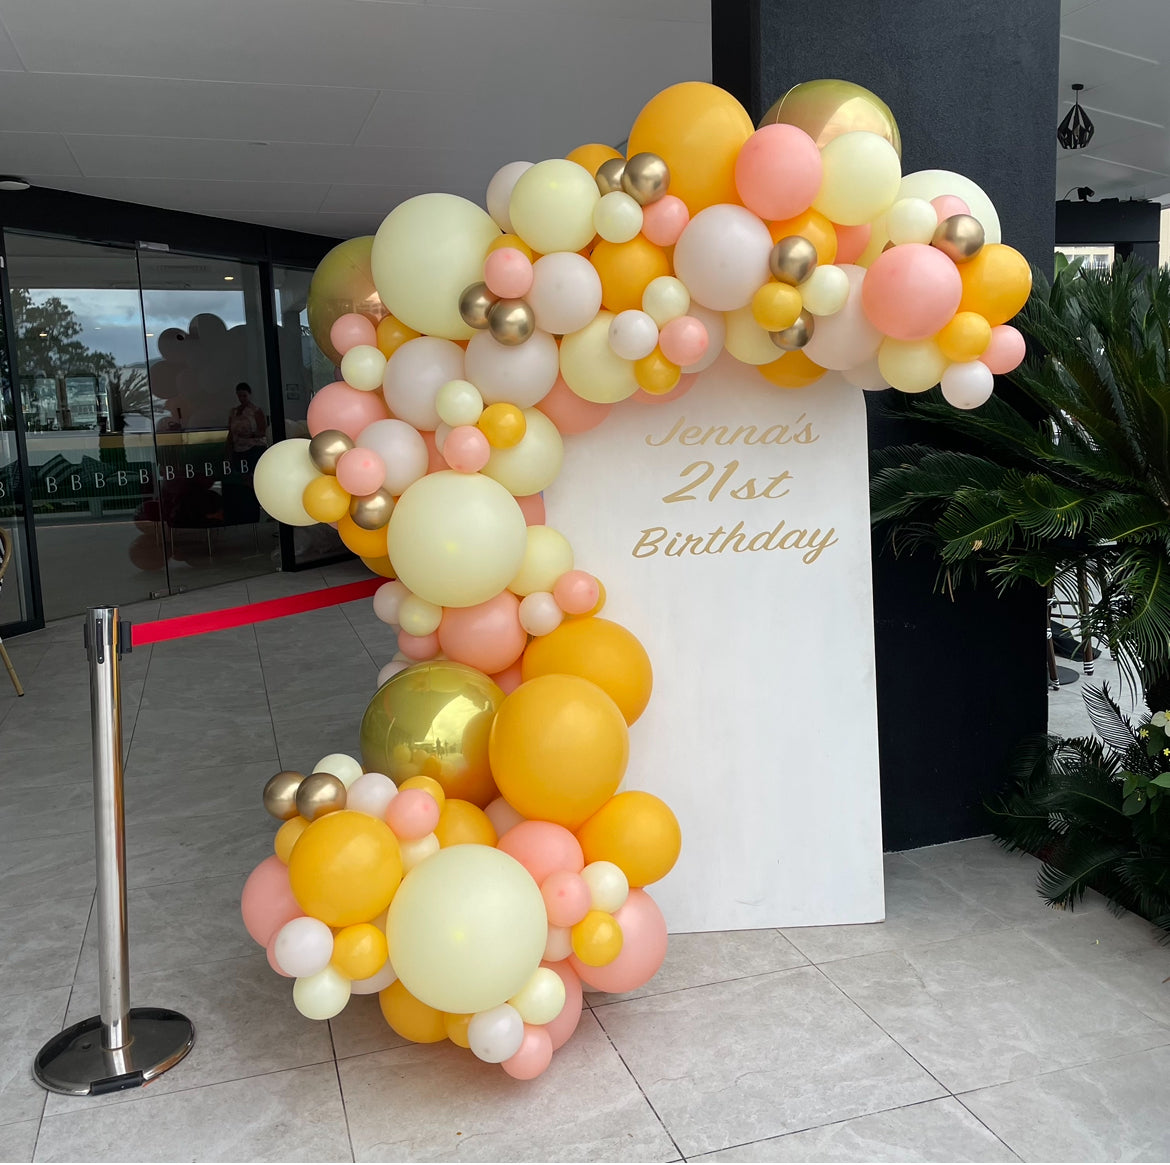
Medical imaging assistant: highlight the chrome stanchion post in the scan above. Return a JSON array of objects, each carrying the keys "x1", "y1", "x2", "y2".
[{"x1": 33, "y1": 607, "x2": 195, "y2": 1096}]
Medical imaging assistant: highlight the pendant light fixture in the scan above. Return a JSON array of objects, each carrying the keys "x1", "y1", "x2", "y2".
[{"x1": 1058, "y1": 84, "x2": 1094, "y2": 150}]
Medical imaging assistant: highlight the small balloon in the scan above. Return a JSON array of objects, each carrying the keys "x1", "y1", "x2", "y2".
[
  {"x1": 620, "y1": 152, "x2": 670, "y2": 205},
  {"x1": 295, "y1": 772, "x2": 348, "y2": 822},
  {"x1": 459, "y1": 282, "x2": 497, "y2": 330},
  {"x1": 769, "y1": 236, "x2": 818, "y2": 286},
  {"x1": 488, "y1": 299, "x2": 536, "y2": 346},
  {"x1": 770, "y1": 311, "x2": 815, "y2": 351},
  {"x1": 595, "y1": 157, "x2": 626, "y2": 195},
  {"x1": 348, "y1": 488, "x2": 395, "y2": 531},
  {"x1": 263, "y1": 771, "x2": 305, "y2": 821},
  {"x1": 932, "y1": 214, "x2": 986, "y2": 263},
  {"x1": 308, "y1": 430, "x2": 354, "y2": 475}
]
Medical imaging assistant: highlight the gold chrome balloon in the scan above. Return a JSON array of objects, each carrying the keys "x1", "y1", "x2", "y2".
[
  {"x1": 488, "y1": 298, "x2": 536, "y2": 346},
  {"x1": 295, "y1": 772, "x2": 348, "y2": 822},
  {"x1": 760, "y1": 79, "x2": 902, "y2": 156},
  {"x1": 770, "y1": 311, "x2": 815, "y2": 351},
  {"x1": 595, "y1": 157, "x2": 626, "y2": 196},
  {"x1": 306, "y1": 236, "x2": 388, "y2": 365},
  {"x1": 932, "y1": 214, "x2": 986, "y2": 263},
  {"x1": 621, "y1": 152, "x2": 670, "y2": 205},
  {"x1": 349, "y1": 488, "x2": 396, "y2": 531},
  {"x1": 459, "y1": 282, "x2": 497, "y2": 331},
  {"x1": 360, "y1": 661, "x2": 504, "y2": 807},
  {"x1": 769, "y1": 236, "x2": 818, "y2": 286},
  {"x1": 263, "y1": 771, "x2": 305, "y2": 821},
  {"x1": 309, "y1": 429, "x2": 354, "y2": 475}
]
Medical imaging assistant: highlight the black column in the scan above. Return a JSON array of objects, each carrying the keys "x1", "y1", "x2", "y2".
[{"x1": 714, "y1": 0, "x2": 1061, "y2": 849}]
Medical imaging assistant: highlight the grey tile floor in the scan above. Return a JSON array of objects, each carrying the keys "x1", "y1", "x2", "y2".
[{"x1": 1, "y1": 568, "x2": 1169, "y2": 1162}]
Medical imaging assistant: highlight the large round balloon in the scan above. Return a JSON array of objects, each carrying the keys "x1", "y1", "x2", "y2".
[
  {"x1": 307, "y1": 236, "x2": 388, "y2": 365},
  {"x1": 371, "y1": 194, "x2": 501, "y2": 340},
  {"x1": 253, "y1": 440, "x2": 318, "y2": 526},
  {"x1": 386, "y1": 471, "x2": 528, "y2": 608},
  {"x1": 760, "y1": 79, "x2": 901, "y2": 156},
  {"x1": 360, "y1": 661, "x2": 504, "y2": 806},
  {"x1": 387, "y1": 844, "x2": 548, "y2": 1013}
]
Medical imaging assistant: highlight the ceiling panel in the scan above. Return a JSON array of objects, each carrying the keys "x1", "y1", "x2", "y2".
[
  {"x1": 1057, "y1": 34, "x2": 1156, "y2": 96},
  {"x1": 1060, "y1": 0, "x2": 1170, "y2": 61},
  {"x1": 317, "y1": 183, "x2": 479, "y2": 214},
  {"x1": 0, "y1": 131, "x2": 80, "y2": 175},
  {"x1": 33, "y1": 174, "x2": 332, "y2": 213}
]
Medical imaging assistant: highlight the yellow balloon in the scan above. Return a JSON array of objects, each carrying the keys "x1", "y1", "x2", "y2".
[
  {"x1": 307, "y1": 236, "x2": 388, "y2": 365},
  {"x1": 627, "y1": 81, "x2": 754, "y2": 213},
  {"x1": 302, "y1": 475, "x2": 351, "y2": 524},
  {"x1": 444, "y1": 1011, "x2": 474, "y2": 1048},
  {"x1": 253, "y1": 440, "x2": 319, "y2": 527},
  {"x1": 387, "y1": 844, "x2": 548, "y2": 1013},
  {"x1": 274, "y1": 816, "x2": 309, "y2": 864},
  {"x1": 957, "y1": 244, "x2": 1032, "y2": 326},
  {"x1": 724, "y1": 305, "x2": 785, "y2": 367},
  {"x1": 360, "y1": 554, "x2": 397, "y2": 579},
  {"x1": 634, "y1": 349, "x2": 681, "y2": 394},
  {"x1": 371, "y1": 193, "x2": 501, "y2": 340},
  {"x1": 812, "y1": 132, "x2": 902, "y2": 227},
  {"x1": 337, "y1": 512, "x2": 389, "y2": 559},
  {"x1": 758, "y1": 349, "x2": 827, "y2": 389},
  {"x1": 878, "y1": 337, "x2": 947, "y2": 393},
  {"x1": 332, "y1": 923, "x2": 388, "y2": 980},
  {"x1": 487, "y1": 232, "x2": 535, "y2": 261},
  {"x1": 509, "y1": 525, "x2": 574, "y2": 596},
  {"x1": 767, "y1": 210, "x2": 838, "y2": 264},
  {"x1": 489, "y1": 674, "x2": 629, "y2": 828},
  {"x1": 571, "y1": 910, "x2": 623, "y2": 966},
  {"x1": 482, "y1": 408, "x2": 564, "y2": 496},
  {"x1": 559, "y1": 311, "x2": 639, "y2": 404},
  {"x1": 521, "y1": 616, "x2": 652, "y2": 725},
  {"x1": 590, "y1": 236, "x2": 672, "y2": 315},
  {"x1": 751, "y1": 283, "x2": 804, "y2": 332},
  {"x1": 379, "y1": 980, "x2": 448, "y2": 1043},
  {"x1": 434, "y1": 799, "x2": 497, "y2": 848},
  {"x1": 566, "y1": 142, "x2": 623, "y2": 175},
  {"x1": 386, "y1": 471, "x2": 528, "y2": 607},
  {"x1": 478, "y1": 402, "x2": 527, "y2": 449},
  {"x1": 936, "y1": 311, "x2": 993, "y2": 362},
  {"x1": 577, "y1": 791, "x2": 682, "y2": 887},
  {"x1": 761, "y1": 78, "x2": 902, "y2": 155},
  {"x1": 287, "y1": 811, "x2": 402, "y2": 928},
  {"x1": 375, "y1": 314, "x2": 419, "y2": 359},
  {"x1": 509, "y1": 159, "x2": 599, "y2": 255},
  {"x1": 360, "y1": 663, "x2": 502, "y2": 806}
]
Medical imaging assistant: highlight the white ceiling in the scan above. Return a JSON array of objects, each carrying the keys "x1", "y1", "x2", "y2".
[
  {"x1": 1058, "y1": 0, "x2": 1170, "y2": 202},
  {"x1": 0, "y1": 0, "x2": 710, "y2": 239}
]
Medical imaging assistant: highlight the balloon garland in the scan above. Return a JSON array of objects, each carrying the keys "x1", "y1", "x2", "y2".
[{"x1": 240, "y1": 79, "x2": 1031, "y2": 1080}]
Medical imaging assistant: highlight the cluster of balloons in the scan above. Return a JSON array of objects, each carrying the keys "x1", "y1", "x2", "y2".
[{"x1": 244, "y1": 77, "x2": 1032, "y2": 1078}]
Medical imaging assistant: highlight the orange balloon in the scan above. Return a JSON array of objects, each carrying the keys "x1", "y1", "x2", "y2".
[
  {"x1": 577, "y1": 791, "x2": 681, "y2": 887},
  {"x1": 337, "y1": 513, "x2": 388, "y2": 558},
  {"x1": 590, "y1": 237, "x2": 672, "y2": 314},
  {"x1": 767, "y1": 209, "x2": 838, "y2": 265},
  {"x1": 274, "y1": 816, "x2": 309, "y2": 864},
  {"x1": 566, "y1": 143, "x2": 623, "y2": 176},
  {"x1": 759, "y1": 349, "x2": 826, "y2": 389},
  {"x1": 478, "y1": 402, "x2": 527, "y2": 448},
  {"x1": 434, "y1": 799, "x2": 498, "y2": 848},
  {"x1": 957, "y1": 244, "x2": 1032, "y2": 326},
  {"x1": 379, "y1": 980, "x2": 447, "y2": 1043},
  {"x1": 751, "y1": 282, "x2": 804, "y2": 331},
  {"x1": 398, "y1": 774, "x2": 447, "y2": 810},
  {"x1": 487, "y1": 233, "x2": 535, "y2": 262},
  {"x1": 634, "y1": 349, "x2": 681, "y2": 395},
  {"x1": 444, "y1": 1011, "x2": 473, "y2": 1048},
  {"x1": 302, "y1": 475, "x2": 350, "y2": 524},
  {"x1": 375, "y1": 314, "x2": 419, "y2": 359},
  {"x1": 332, "y1": 922, "x2": 388, "y2": 980},
  {"x1": 360, "y1": 554, "x2": 397, "y2": 579}
]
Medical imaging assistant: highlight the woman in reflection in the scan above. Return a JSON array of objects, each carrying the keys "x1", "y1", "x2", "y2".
[
  {"x1": 225, "y1": 382, "x2": 268, "y2": 524},
  {"x1": 228, "y1": 382, "x2": 268, "y2": 456}
]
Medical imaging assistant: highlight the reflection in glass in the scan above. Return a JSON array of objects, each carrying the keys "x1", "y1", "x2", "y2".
[{"x1": 0, "y1": 279, "x2": 34, "y2": 631}]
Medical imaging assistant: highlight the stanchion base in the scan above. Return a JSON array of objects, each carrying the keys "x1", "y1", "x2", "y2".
[{"x1": 33, "y1": 1008, "x2": 195, "y2": 1096}]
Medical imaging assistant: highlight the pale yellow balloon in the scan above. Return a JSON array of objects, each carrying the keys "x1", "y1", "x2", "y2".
[
  {"x1": 886, "y1": 198, "x2": 939, "y2": 246},
  {"x1": 386, "y1": 471, "x2": 528, "y2": 608},
  {"x1": 508, "y1": 966, "x2": 567, "y2": 1025},
  {"x1": 399, "y1": 833, "x2": 440, "y2": 872},
  {"x1": 371, "y1": 193, "x2": 501, "y2": 340},
  {"x1": 483, "y1": 409, "x2": 564, "y2": 496},
  {"x1": 398, "y1": 593, "x2": 442, "y2": 636},
  {"x1": 508, "y1": 526, "x2": 574, "y2": 596},
  {"x1": 800, "y1": 266, "x2": 851, "y2": 317},
  {"x1": 509, "y1": 159, "x2": 600, "y2": 255},
  {"x1": 878, "y1": 337, "x2": 947, "y2": 393},
  {"x1": 594, "y1": 191, "x2": 643, "y2": 244},
  {"x1": 642, "y1": 275, "x2": 691, "y2": 326},
  {"x1": 812, "y1": 132, "x2": 902, "y2": 227},
  {"x1": 292, "y1": 966, "x2": 351, "y2": 1020},
  {"x1": 339, "y1": 344, "x2": 388, "y2": 392},
  {"x1": 560, "y1": 311, "x2": 639, "y2": 403},
  {"x1": 724, "y1": 304, "x2": 783, "y2": 365},
  {"x1": 436, "y1": 379, "x2": 484, "y2": 427},
  {"x1": 253, "y1": 439, "x2": 319, "y2": 526}
]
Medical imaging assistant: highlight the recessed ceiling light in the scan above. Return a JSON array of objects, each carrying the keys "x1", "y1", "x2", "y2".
[
  {"x1": 38, "y1": 332, "x2": 48, "y2": 337},
  {"x1": 224, "y1": 275, "x2": 235, "y2": 281},
  {"x1": 0, "y1": 175, "x2": 30, "y2": 191},
  {"x1": 146, "y1": 332, "x2": 154, "y2": 337}
]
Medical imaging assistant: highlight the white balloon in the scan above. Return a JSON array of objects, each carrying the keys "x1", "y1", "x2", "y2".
[
  {"x1": 800, "y1": 266, "x2": 851, "y2": 317},
  {"x1": 608, "y1": 310, "x2": 659, "y2": 361},
  {"x1": 642, "y1": 275, "x2": 691, "y2": 326},
  {"x1": 941, "y1": 360, "x2": 995, "y2": 409},
  {"x1": 886, "y1": 198, "x2": 939, "y2": 246},
  {"x1": 357, "y1": 419, "x2": 429, "y2": 496},
  {"x1": 581, "y1": 860, "x2": 629, "y2": 912},
  {"x1": 842, "y1": 356, "x2": 891, "y2": 391},
  {"x1": 465, "y1": 329, "x2": 559, "y2": 407},
  {"x1": 528, "y1": 253, "x2": 603, "y2": 335},
  {"x1": 382, "y1": 337, "x2": 465, "y2": 430},
  {"x1": 594, "y1": 191, "x2": 643, "y2": 244},
  {"x1": 486, "y1": 161, "x2": 533, "y2": 232},
  {"x1": 518, "y1": 591, "x2": 564, "y2": 636},
  {"x1": 292, "y1": 966, "x2": 351, "y2": 1020},
  {"x1": 468, "y1": 1003, "x2": 525, "y2": 1063},
  {"x1": 350, "y1": 958, "x2": 398, "y2": 995},
  {"x1": 673, "y1": 205, "x2": 772, "y2": 311},
  {"x1": 314, "y1": 753, "x2": 363, "y2": 788},
  {"x1": 543, "y1": 925, "x2": 573, "y2": 962},
  {"x1": 486, "y1": 796, "x2": 525, "y2": 836},
  {"x1": 346, "y1": 771, "x2": 398, "y2": 818},
  {"x1": 340, "y1": 344, "x2": 388, "y2": 392},
  {"x1": 434, "y1": 422, "x2": 452, "y2": 451},
  {"x1": 682, "y1": 304, "x2": 726, "y2": 373},
  {"x1": 373, "y1": 579, "x2": 409, "y2": 625},
  {"x1": 274, "y1": 917, "x2": 334, "y2": 978},
  {"x1": 802, "y1": 265, "x2": 883, "y2": 371},
  {"x1": 253, "y1": 440, "x2": 317, "y2": 526},
  {"x1": 376, "y1": 660, "x2": 409, "y2": 687}
]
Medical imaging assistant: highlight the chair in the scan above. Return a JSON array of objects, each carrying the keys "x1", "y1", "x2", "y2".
[{"x1": 0, "y1": 527, "x2": 24, "y2": 696}]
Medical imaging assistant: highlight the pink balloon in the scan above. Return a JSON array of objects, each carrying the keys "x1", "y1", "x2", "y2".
[
  {"x1": 385, "y1": 787, "x2": 441, "y2": 840},
  {"x1": 931, "y1": 195, "x2": 970, "y2": 221},
  {"x1": 535, "y1": 375, "x2": 612, "y2": 435},
  {"x1": 658, "y1": 316, "x2": 709, "y2": 367},
  {"x1": 438, "y1": 591, "x2": 527, "y2": 674},
  {"x1": 861, "y1": 244, "x2": 963, "y2": 341},
  {"x1": 336, "y1": 447, "x2": 386, "y2": 495},
  {"x1": 397, "y1": 630, "x2": 439, "y2": 661},
  {"x1": 636, "y1": 371, "x2": 698, "y2": 406},
  {"x1": 640, "y1": 195, "x2": 690, "y2": 247},
  {"x1": 497, "y1": 821, "x2": 584, "y2": 884},
  {"x1": 501, "y1": 1023, "x2": 554, "y2": 1080},
  {"x1": 241, "y1": 855, "x2": 302, "y2": 946},
  {"x1": 541, "y1": 870, "x2": 592, "y2": 927},
  {"x1": 543, "y1": 961, "x2": 583, "y2": 1050},
  {"x1": 834, "y1": 223, "x2": 872, "y2": 265},
  {"x1": 330, "y1": 313, "x2": 376, "y2": 357},
  {"x1": 516, "y1": 494, "x2": 546, "y2": 526},
  {"x1": 483, "y1": 247, "x2": 534, "y2": 299},
  {"x1": 569, "y1": 889, "x2": 667, "y2": 994},
  {"x1": 307, "y1": 381, "x2": 390, "y2": 440},
  {"x1": 491, "y1": 660, "x2": 524, "y2": 695},
  {"x1": 266, "y1": 932, "x2": 294, "y2": 978},
  {"x1": 734, "y1": 124, "x2": 823, "y2": 221},
  {"x1": 552, "y1": 569, "x2": 599, "y2": 615},
  {"x1": 420, "y1": 431, "x2": 447, "y2": 473},
  {"x1": 443, "y1": 425, "x2": 491, "y2": 473},
  {"x1": 981, "y1": 324, "x2": 1026, "y2": 374}
]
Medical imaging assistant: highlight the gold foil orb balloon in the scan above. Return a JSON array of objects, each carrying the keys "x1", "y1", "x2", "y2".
[
  {"x1": 263, "y1": 770, "x2": 305, "y2": 820},
  {"x1": 769, "y1": 235, "x2": 819, "y2": 286},
  {"x1": 595, "y1": 157, "x2": 626, "y2": 196},
  {"x1": 488, "y1": 298, "x2": 536, "y2": 346},
  {"x1": 459, "y1": 282, "x2": 497, "y2": 331},
  {"x1": 349, "y1": 488, "x2": 395, "y2": 531},
  {"x1": 360, "y1": 661, "x2": 504, "y2": 807},
  {"x1": 620, "y1": 153, "x2": 670, "y2": 205},
  {"x1": 761, "y1": 79, "x2": 901, "y2": 157},
  {"x1": 295, "y1": 772, "x2": 348, "y2": 822},
  {"x1": 932, "y1": 214, "x2": 986, "y2": 263},
  {"x1": 309, "y1": 429, "x2": 354, "y2": 475},
  {"x1": 306, "y1": 236, "x2": 388, "y2": 365},
  {"x1": 771, "y1": 311, "x2": 815, "y2": 351}
]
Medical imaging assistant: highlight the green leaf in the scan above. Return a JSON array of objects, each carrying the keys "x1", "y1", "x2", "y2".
[
  {"x1": 1123, "y1": 791, "x2": 1148, "y2": 815},
  {"x1": 1150, "y1": 773, "x2": 1170, "y2": 788}
]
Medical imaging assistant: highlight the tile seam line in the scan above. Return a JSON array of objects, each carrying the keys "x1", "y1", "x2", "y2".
[
  {"x1": 589, "y1": 962, "x2": 819, "y2": 1011},
  {"x1": 325, "y1": 1018, "x2": 359, "y2": 1164}
]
